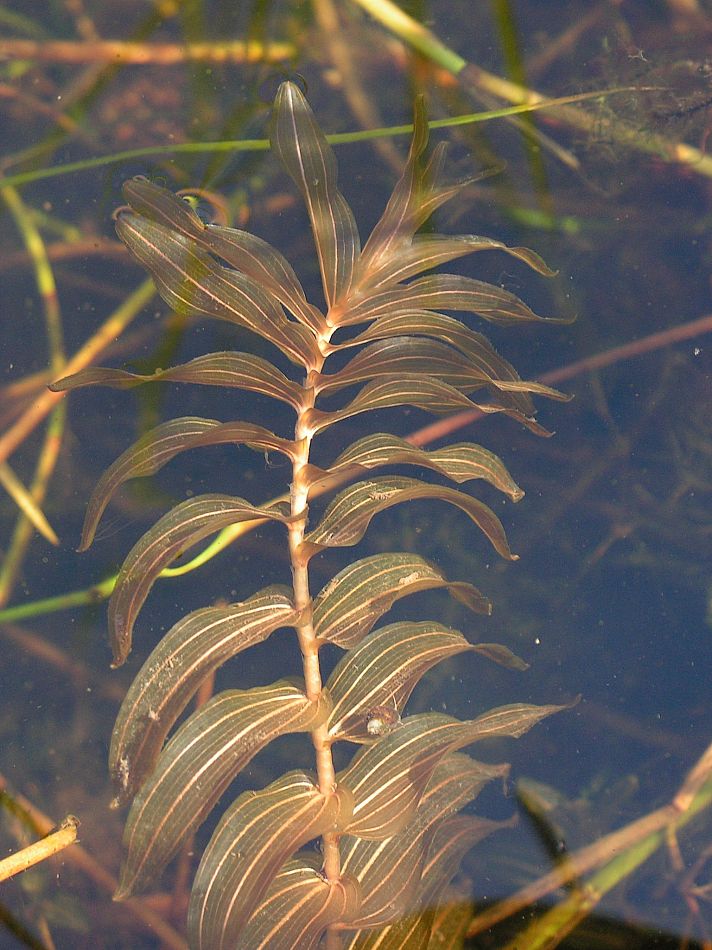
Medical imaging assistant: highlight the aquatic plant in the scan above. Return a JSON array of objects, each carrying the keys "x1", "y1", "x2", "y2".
[{"x1": 52, "y1": 81, "x2": 569, "y2": 948}]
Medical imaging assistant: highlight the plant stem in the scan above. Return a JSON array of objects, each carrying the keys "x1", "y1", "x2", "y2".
[{"x1": 289, "y1": 358, "x2": 342, "y2": 895}]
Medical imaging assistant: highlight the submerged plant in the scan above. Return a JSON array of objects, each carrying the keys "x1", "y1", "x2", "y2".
[{"x1": 53, "y1": 82, "x2": 570, "y2": 948}]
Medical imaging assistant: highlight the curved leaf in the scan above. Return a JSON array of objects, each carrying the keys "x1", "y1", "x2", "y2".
[
  {"x1": 109, "y1": 494, "x2": 289, "y2": 666},
  {"x1": 306, "y1": 375, "x2": 482, "y2": 432},
  {"x1": 51, "y1": 350, "x2": 303, "y2": 409},
  {"x1": 343, "y1": 917, "x2": 432, "y2": 950},
  {"x1": 427, "y1": 894, "x2": 478, "y2": 950},
  {"x1": 109, "y1": 585, "x2": 298, "y2": 802},
  {"x1": 239, "y1": 859, "x2": 360, "y2": 949},
  {"x1": 325, "y1": 433, "x2": 523, "y2": 500},
  {"x1": 79, "y1": 417, "x2": 294, "y2": 551},
  {"x1": 356, "y1": 95, "x2": 438, "y2": 276},
  {"x1": 205, "y1": 225, "x2": 326, "y2": 333},
  {"x1": 116, "y1": 682, "x2": 330, "y2": 897},
  {"x1": 272, "y1": 81, "x2": 360, "y2": 310},
  {"x1": 314, "y1": 337, "x2": 499, "y2": 395},
  {"x1": 338, "y1": 715, "x2": 456, "y2": 841},
  {"x1": 302, "y1": 476, "x2": 516, "y2": 561},
  {"x1": 340, "y1": 753, "x2": 506, "y2": 930},
  {"x1": 312, "y1": 552, "x2": 490, "y2": 649},
  {"x1": 338, "y1": 273, "x2": 565, "y2": 328},
  {"x1": 330, "y1": 310, "x2": 537, "y2": 416},
  {"x1": 115, "y1": 210, "x2": 317, "y2": 366},
  {"x1": 187, "y1": 771, "x2": 351, "y2": 950},
  {"x1": 343, "y1": 807, "x2": 504, "y2": 950},
  {"x1": 366, "y1": 233, "x2": 557, "y2": 289},
  {"x1": 326, "y1": 622, "x2": 473, "y2": 743},
  {"x1": 339, "y1": 705, "x2": 565, "y2": 840},
  {"x1": 420, "y1": 812, "x2": 510, "y2": 909},
  {"x1": 121, "y1": 176, "x2": 325, "y2": 331}
]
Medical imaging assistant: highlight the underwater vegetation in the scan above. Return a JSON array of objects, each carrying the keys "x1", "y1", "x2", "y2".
[
  {"x1": 2, "y1": 2, "x2": 712, "y2": 948},
  {"x1": 49, "y1": 80, "x2": 569, "y2": 947}
]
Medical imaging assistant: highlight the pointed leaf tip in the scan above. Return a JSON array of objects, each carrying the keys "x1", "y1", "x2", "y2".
[{"x1": 272, "y1": 79, "x2": 360, "y2": 310}]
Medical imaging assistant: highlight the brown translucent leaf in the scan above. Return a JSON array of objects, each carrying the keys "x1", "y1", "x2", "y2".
[
  {"x1": 339, "y1": 705, "x2": 565, "y2": 839},
  {"x1": 271, "y1": 81, "x2": 360, "y2": 309},
  {"x1": 341, "y1": 836, "x2": 427, "y2": 935},
  {"x1": 366, "y1": 234, "x2": 557, "y2": 289},
  {"x1": 420, "y1": 813, "x2": 510, "y2": 911},
  {"x1": 314, "y1": 338, "x2": 499, "y2": 395},
  {"x1": 306, "y1": 375, "x2": 482, "y2": 432},
  {"x1": 329, "y1": 310, "x2": 536, "y2": 416},
  {"x1": 119, "y1": 175, "x2": 206, "y2": 235},
  {"x1": 121, "y1": 176, "x2": 325, "y2": 331},
  {"x1": 344, "y1": 917, "x2": 432, "y2": 950},
  {"x1": 356, "y1": 96, "x2": 442, "y2": 277},
  {"x1": 325, "y1": 433, "x2": 523, "y2": 500},
  {"x1": 312, "y1": 553, "x2": 490, "y2": 649},
  {"x1": 110, "y1": 586, "x2": 298, "y2": 803},
  {"x1": 115, "y1": 210, "x2": 316, "y2": 366},
  {"x1": 302, "y1": 476, "x2": 516, "y2": 561},
  {"x1": 239, "y1": 859, "x2": 360, "y2": 949},
  {"x1": 337, "y1": 273, "x2": 566, "y2": 328},
  {"x1": 187, "y1": 771, "x2": 351, "y2": 950},
  {"x1": 116, "y1": 682, "x2": 329, "y2": 897},
  {"x1": 339, "y1": 753, "x2": 504, "y2": 930},
  {"x1": 51, "y1": 351, "x2": 303, "y2": 409},
  {"x1": 78, "y1": 417, "x2": 294, "y2": 551},
  {"x1": 427, "y1": 892, "x2": 476, "y2": 950},
  {"x1": 204, "y1": 224, "x2": 325, "y2": 333},
  {"x1": 336, "y1": 714, "x2": 464, "y2": 841},
  {"x1": 108, "y1": 494, "x2": 289, "y2": 666},
  {"x1": 326, "y1": 622, "x2": 472, "y2": 742}
]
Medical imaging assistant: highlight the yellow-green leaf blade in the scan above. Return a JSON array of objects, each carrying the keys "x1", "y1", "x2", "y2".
[
  {"x1": 116, "y1": 683, "x2": 329, "y2": 897},
  {"x1": 109, "y1": 585, "x2": 298, "y2": 802}
]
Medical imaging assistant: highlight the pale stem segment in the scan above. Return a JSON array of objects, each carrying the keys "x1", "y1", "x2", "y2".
[{"x1": 288, "y1": 350, "x2": 343, "y2": 902}]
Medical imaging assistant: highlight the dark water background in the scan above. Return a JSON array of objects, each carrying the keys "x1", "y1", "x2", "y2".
[{"x1": 1, "y1": 1, "x2": 711, "y2": 947}]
